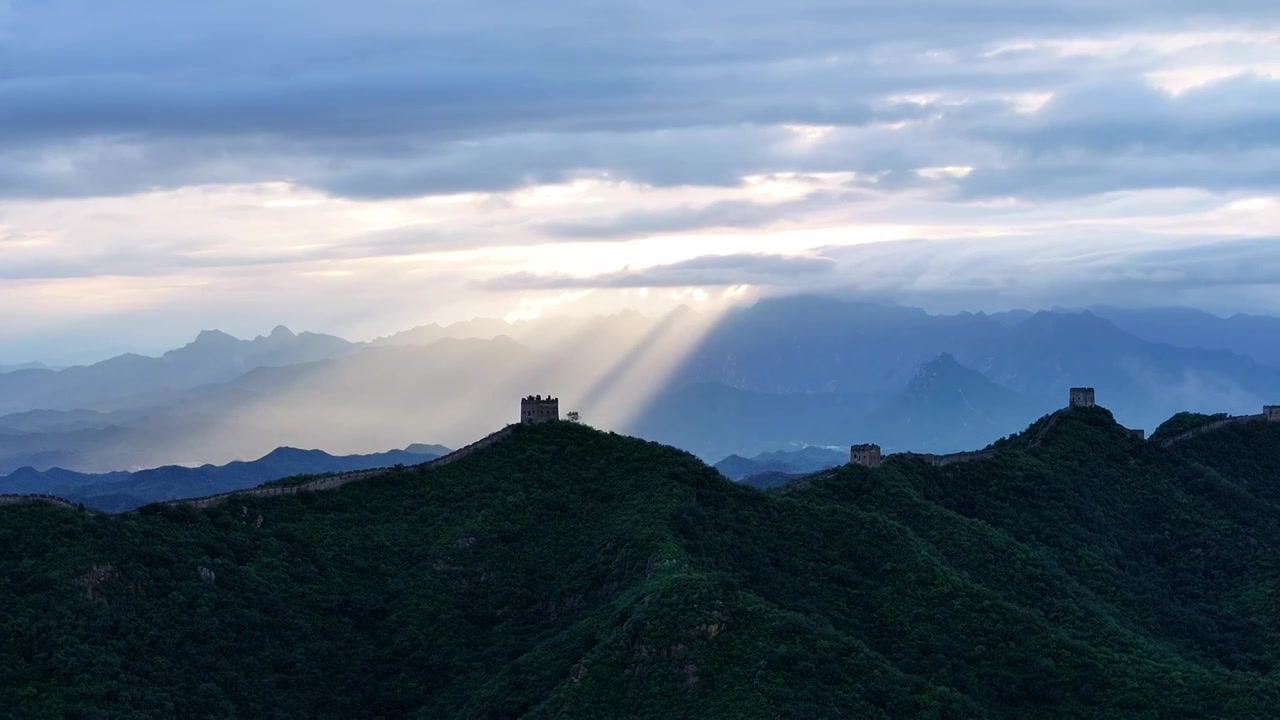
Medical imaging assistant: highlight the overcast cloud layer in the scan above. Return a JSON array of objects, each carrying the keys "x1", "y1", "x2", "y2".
[{"x1": 2, "y1": 0, "x2": 1279, "y2": 363}]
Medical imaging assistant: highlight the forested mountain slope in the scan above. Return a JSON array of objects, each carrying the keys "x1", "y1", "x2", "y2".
[{"x1": 2, "y1": 413, "x2": 1280, "y2": 718}]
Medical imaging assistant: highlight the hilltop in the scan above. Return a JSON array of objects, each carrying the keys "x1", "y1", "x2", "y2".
[{"x1": 2, "y1": 411, "x2": 1280, "y2": 717}]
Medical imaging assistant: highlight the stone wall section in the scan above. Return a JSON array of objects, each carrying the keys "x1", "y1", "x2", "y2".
[
  {"x1": 147, "y1": 424, "x2": 519, "y2": 512},
  {"x1": 0, "y1": 494, "x2": 80, "y2": 510},
  {"x1": 891, "y1": 449, "x2": 998, "y2": 468},
  {"x1": 1158, "y1": 414, "x2": 1265, "y2": 449}
]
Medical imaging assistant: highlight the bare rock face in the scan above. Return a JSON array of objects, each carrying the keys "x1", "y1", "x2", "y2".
[
  {"x1": 199, "y1": 567, "x2": 216, "y2": 583},
  {"x1": 77, "y1": 563, "x2": 121, "y2": 604}
]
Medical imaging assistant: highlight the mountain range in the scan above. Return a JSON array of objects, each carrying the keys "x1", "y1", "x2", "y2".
[
  {"x1": 0, "y1": 443, "x2": 448, "y2": 512},
  {"x1": 3, "y1": 408, "x2": 1280, "y2": 716},
  {"x1": 0, "y1": 326, "x2": 358, "y2": 416},
  {"x1": 713, "y1": 445, "x2": 848, "y2": 483},
  {"x1": 1080, "y1": 305, "x2": 1280, "y2": 369},
  {"x1": 3, "y1": 295, "x2": 1279, "y2": 473}
]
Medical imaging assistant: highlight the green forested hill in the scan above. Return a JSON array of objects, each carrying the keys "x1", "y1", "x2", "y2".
[{"x1": 3, "y1": 410, "x2": 1280, "y2": 718}]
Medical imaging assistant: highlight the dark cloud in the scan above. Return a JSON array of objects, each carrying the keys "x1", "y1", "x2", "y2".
[
  {"x1": 479, "y1": 253, "x2": 839, "y2": 290},
  {"x1": 3, "y1": 1, "x2": 1279, "y2": 200},
  {"x1": 994, "y1": 75, "x2": 1280, "y2": 153}
]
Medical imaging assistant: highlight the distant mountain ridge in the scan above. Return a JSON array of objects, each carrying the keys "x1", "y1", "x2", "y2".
[
  {"x1": 0, "y1": 362, "x2": 51, "y2": 373},
  {"x1": 1083, "y1": 305, "x2": 1280, "y2": 369},
  {"x1": 861, "y1": 351, "x2": 1038, "y2": 452},
  {"x1": 713, "y1": 445, "x2": 848, "y2": 482},
  {"x1": 0, "y1": 337, "x2": 545, "y2": 474},
  {"x1": 0, "y1": 326, "x2": 360, "y2": 415},
  {"x1": 654, "y1": 296, "x2": 1280, "y2": 436},
  {"x1": 3, "y1": 296, "x2": 1280, "y2": 472},
  {"x1": 639, "y1": 351, "x2": 1045, "y2": 460},
  {"x1": 0, "y1": 443, "x2": 449, "y2": 512}
]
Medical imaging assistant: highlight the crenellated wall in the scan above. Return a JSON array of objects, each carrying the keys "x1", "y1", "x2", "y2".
[
  {"x1": 891, "y1": 449, "x2": 998, "y2": 467},
  {"x1": 1158, "y1": 414, "x2": 1265, "y2": 449},
  {"x1": 147, "y1": 424, "x2": 519, "y2": 511}
]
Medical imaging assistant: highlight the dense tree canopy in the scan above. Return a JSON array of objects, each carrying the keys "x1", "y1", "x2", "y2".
[{"x1": 2, "y1": 410, "x2": 1280, "y2": 718}]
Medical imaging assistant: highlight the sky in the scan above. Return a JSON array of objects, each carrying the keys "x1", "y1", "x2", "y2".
[{"x1": 2, "y1": 0, "x2": 1280, "y2": 364}]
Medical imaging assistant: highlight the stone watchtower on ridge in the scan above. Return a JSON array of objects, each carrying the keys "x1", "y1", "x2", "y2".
[
  {"x1": 1265, "y1": 405, "x2": 1280, "y2": 422},
  {"x1": 520, "y1": 395, "x2": 560, "y2": 425},
  {"x1": 1069, "y1": 387, "x2": 1096, "y2": 408},
  {"x1": 850, "y1": 443, "x2": 882, "y2": 469}
]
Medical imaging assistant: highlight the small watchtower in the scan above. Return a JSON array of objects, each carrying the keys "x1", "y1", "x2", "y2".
[
  {"x1": 1265, "y1": 405, "x2": 1280, "y2": 422},
  {"x1": 520, "y1": 395, "x2": 560, "y2": 425},
  {"x1": 1069, "y1": 387, "x2": 1096, "y2": 408},
  {"x1": 850, "y1": 443, "x2": 882, "y2": 469}
]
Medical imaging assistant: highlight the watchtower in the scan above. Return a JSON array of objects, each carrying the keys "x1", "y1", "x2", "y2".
[
  {"x1": 850, "y1": 443, "x2": 882, "y2": 469},
  {"x1": 1265, "y1": 405, "x2": 1280, "y2": 422},
  {"x1": 1069, "y1": 387, "x2": 1096, "y2": 408},
  {"x1": 520, "y1": 395, "x2": 560, "y2": 425}
]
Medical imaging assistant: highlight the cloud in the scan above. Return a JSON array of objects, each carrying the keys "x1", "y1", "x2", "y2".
[
  {"x1": 479, "y1": 253, "x2": 839, "y2": 290},
  {"x1": 806, "y1": 234, "x2": 1280, "y2": 313},
  {"x1": 1, "y1": 2, "x2": 1278, "y2": 201},
  {"x1": 5, "y1": 1, "x2": 1280, "y2": 361},
  {"x1": 947, "y1": 72, "x2": 1280, "y2": 198},
  {"x1": 538, "y1": 189, "x2": 868, "y2": 240}
]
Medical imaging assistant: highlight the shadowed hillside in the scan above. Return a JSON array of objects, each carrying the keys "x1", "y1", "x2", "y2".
[{"x1": 3, "y1": 414, "x2": 1280, "y2": 717}]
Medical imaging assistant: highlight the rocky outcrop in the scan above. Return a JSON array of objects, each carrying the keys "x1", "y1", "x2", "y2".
[{"x1": 77, "y1": 564, "x2": 121, "y2": 604}]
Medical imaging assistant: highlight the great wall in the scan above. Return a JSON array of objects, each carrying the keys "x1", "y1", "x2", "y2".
[
  {"x1": 0, "y1": 391, "x2": 1277, "y2": 512},
  {"x1": 0, "y1": 396, "x2": 562, "y2": 514},
  {"x1": 848, "y1": 388, "x2": 1280, "y2": 469},
  {"x1": 1156, "y1": 409, "x2": 1279, "y2": 449},
  {"x1": 150, "y1": 423, "x2": 521, "y2": 511},
  {"x1": 0, "y1": 493, "x2": 81, "y2": 511}
]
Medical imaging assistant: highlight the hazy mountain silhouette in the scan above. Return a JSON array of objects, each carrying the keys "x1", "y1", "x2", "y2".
[
  {"x1": 1085, "y1": 305, "x2": 1280, "y2": 369},
  {"x1": 713, "y1": 445, "x2": 848, "y2": 481},
  {"x1": 0, "y1": 337, "x2": 544, "y2": 473},
  {"x1": 3, "y1": 295, "x2": 1280, "y2": 473},
  {"x1": 0, "y1": 326, "x2": 359, "y2": 415},
  {"x1": 862, "y1": 352, "x2": 1041, "y2": 452},
  {"x1": 0, "y1": 362, "x2": 51, "y2": 372},
  {"x1": 0, "y1": 443, "x2": 447, "y2": 512},
  {"x1": 657, "y1": 296, "x2": 1280, "y2": 435},
  {"x1": 644, "y1": 353, "x2": 1034, "y2": 460}
]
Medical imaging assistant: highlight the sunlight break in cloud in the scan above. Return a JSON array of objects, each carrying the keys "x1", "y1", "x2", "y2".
[{"x1": 504, "y1": 290, "x2": 595, "y2": 323}]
